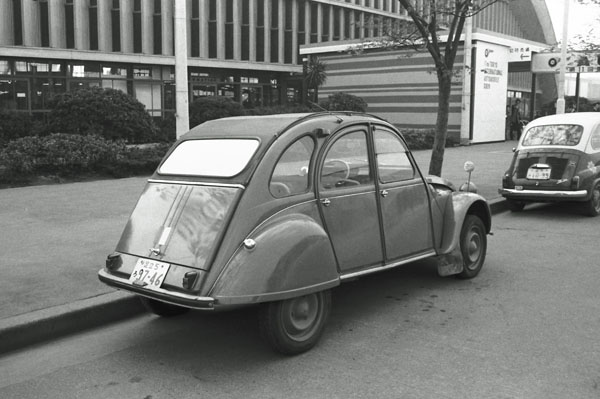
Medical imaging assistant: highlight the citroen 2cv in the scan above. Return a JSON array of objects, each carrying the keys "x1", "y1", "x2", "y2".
[{"x1": 98, "y1": 112, "x2": 491, "y2": 355}]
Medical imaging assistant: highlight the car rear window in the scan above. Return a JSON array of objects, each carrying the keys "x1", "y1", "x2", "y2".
[
  {"x1": 159, "y1": 139, "x2": 260, "y2": 177},
  {"x1": 522, "y1": 124, "x2": 584, "y2": 146}
]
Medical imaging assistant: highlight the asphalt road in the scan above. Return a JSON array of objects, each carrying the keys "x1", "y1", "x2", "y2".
[{"x1": 1, "y1": 204, "x2": 599, "y2": 399}]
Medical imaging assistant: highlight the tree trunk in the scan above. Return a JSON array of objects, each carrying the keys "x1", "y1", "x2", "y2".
[{"x1": 428, "y1": 71, "x2": 452, "y2": 177}]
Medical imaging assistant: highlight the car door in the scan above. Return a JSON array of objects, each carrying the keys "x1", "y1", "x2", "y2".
[
  {"x1": 373, "y1": 126, "x2": 435, "y2": 261},
  {"x1": 317, "y1": 127, "x2": 384, "y2": 273}
]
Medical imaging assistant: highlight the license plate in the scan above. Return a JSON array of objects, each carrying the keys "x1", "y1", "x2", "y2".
[
  {"x1": 527, "y1": 168, "x2": 551, "y2": 180},
  {"x1": 129, "y1": 258, "x2": 170, "y2": 291}
]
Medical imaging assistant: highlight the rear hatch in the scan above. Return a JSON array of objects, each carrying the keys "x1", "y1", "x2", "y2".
[
  {"x1": 116, "y1": 182, "x2": 241, "y2": 270},
  {"x1": 512, "y1": 149, "x2": 581, "y2": 190}
]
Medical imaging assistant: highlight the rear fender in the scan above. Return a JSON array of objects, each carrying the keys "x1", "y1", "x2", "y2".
[
  {"x1": 209, "y1": 205, "x2": 339, "y2": 306},
  {"x1": 436, "y1": 192, "x2": 491, "y2": 276}
]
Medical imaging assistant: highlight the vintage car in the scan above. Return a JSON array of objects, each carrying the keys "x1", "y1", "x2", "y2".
[
  {"x1": 98, "y1": 112, "x2": 491, "y2": 355},
  {"x1": 499, "y1": 112, "x2": 600, "y2": 216}
]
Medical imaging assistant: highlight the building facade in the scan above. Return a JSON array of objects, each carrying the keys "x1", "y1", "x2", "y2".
[{"x1": 0, "y1": 0, "x2": 556, "y2": 143}]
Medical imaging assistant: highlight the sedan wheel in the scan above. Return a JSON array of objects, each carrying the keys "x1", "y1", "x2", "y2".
[
  {"x1": 457, "y1": 215, "x2": 487, "y2": 279},
  {"x1": 584, "y1": 182, "x2": 600, "y2": 217},
  {"x1": 259, "y1": 290, "x2": 331, "y2": 355}
]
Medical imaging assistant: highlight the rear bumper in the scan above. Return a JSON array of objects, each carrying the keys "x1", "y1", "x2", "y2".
[
  {"x1": 498, "y1": 188, "x2": 588, "y2": 201},
  {"x1": 98, "y1": 269, "x2": 215, "y2": 310}
]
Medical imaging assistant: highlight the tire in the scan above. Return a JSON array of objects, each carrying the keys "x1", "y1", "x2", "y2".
[
  {"x1": 584, "y1": 182, "x2": 600, "y2": 217},
  {"x1": 258, "y1": 290, "x2": 332, "y2": 355},
  {"x1": 139, "y1": 297, "x2": 190, "y2": 317},
  {"x1": 456, "y1": 215, "x2": 487, "y2": 279},
  {"x1": 506, "y1": 199, "x2": 525, "y2": 212}
]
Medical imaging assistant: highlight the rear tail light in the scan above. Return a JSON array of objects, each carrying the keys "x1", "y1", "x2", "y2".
[
  {"x1": 182, "y1": 271, "x2": 199, "y2": 290},
  {"x1": 571, "y1": 176, "x2": 580, "y2": 190}
]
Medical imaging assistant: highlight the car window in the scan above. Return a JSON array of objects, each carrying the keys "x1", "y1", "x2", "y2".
[
  {"x1": 522, "y1": 124, "x2": 584, "y2": 146},
  {"x1": 159, "y1": 139, "x2": 260, "y2": 177},
  {"x1": 374, "y1": 129, "x2": 415, "y2": 183},
  {"x1": 589, "y1": 126, "x2": 600, "y2": 151},
  {"x1": 270, "y1": 136, "x2": 314, "y2": 198},
  {"x1": 320, "y1": 131, "x2": 372, "y2": 190}
]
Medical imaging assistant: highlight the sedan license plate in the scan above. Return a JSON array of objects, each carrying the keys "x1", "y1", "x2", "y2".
[
  {"x1": 527, "y1": 168, "x2": 550, "y2": 180},
  {"x1": 129, "y1": 258, "x2": 170, "y2": 291}
]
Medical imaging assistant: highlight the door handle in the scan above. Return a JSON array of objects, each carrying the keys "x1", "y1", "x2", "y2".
[
  {"x1": 380, "y1": 189, "x2": 389, "y2": 197},
  {"x1": 320, "y1": 198, "x2": 331, "y2": 207}
]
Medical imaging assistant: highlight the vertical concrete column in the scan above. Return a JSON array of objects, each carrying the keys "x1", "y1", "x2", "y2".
[
  {"x1": 304, "y1": 0, "x2": 310, "y2": 45},
  {"x1": 316, "y1": 3, "x2": 322, "y2": 43},
  {"x1": 249, "y1": 0, "x2": 256, "y2": 61},
  {"x1": 0, "y1": 0, "x2": 14, "y2": 45},
  {"x1": 199, "y1": 0, "x2": 208, "y2": 58},
  {"x1": 162, "y1": 0, "x2": 173, "y2": 55},
  {"x1": 328, "y1": 4, "x2": 333, "y2": 41},
  {"x1": 233, "y1": 0, "x2": 241, "y2": 60},
  {"x1": 22, "y1": 0, "x2": 41, "y2": 47},
  {"x1": 278, "y1": 0, "x2": 284, "y2": 63},
  {"x1": 49, "y1": 0, "x2": 66, "y2": 48},
  {"x1": 120, "y1": 0, "x2": 134, "y2": 53},
  {"x1": 97, "y1": 0, "x2": 112, "y2": 51},
  {"x1": 142, "y1": 0, "x2": 154, "y2": 54},
  {"x1": 263, "y1": 0, "x2": 270, "y2": 62},
  {"x1": 291, "y1": 0, "x2": 298, "y2": 65},
  {"x1": 216, "y1": 0, "x2": 225, "y2": 59},
  {"x1": 174, "y1": 0, "x2": 189, "y2": 137},
  {"x1": 74, "y1": 0, "x2": 90, "y2": 50}
]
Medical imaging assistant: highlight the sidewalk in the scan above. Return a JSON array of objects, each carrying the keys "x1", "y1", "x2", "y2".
[{"x1": 0, "y1": 140, "x2": 517, "y2": 354}]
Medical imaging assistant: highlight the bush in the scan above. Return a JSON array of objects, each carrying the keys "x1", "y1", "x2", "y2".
[
  {"x1": 100, "y1": 143, "x2": 172, "y2": 178},
  {"x1": 320, "y1": 92, "x2": 368, "y2": 112},
  {"x1": 245, "y1": 104, "x2": 313, "y2": 115},
  {"x1": 45, "y1": 87, "x2": 159, "y2": 143},
  {"x1": 0, "y1": 110, "x2": 41, "y2": 147},
  {"x1": 189, "y1": 96, "x2": 245, "y2": 128},
  {"x1": 400, "y1": 128, "x2": 458, "y2": 150}
]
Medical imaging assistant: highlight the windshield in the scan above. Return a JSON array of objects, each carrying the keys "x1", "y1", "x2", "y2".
[
  {"x1": 159, "y1": 139, "x2": 260, "y2": 177},
  {"x1": 522, "y1": 124, "x2": 584, "y2": 146}
]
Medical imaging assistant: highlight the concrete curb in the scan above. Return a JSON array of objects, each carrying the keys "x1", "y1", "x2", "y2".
[{"x1": 0, "y1": 198, "x2": 507, "y2": 355}]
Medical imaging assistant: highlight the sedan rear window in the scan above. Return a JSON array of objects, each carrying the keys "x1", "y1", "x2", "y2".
[
  {"x1": 522, "y1": 124, "x2": 584, "y2": 146},
  {"x1": 159, "y1": 139, "x2": 260, "y2": 177}
]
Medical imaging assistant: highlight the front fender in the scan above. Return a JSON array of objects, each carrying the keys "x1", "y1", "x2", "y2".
[
  {"x1": 209, "y1": 206, "x2": 339, "y2": 306},
  {"x1": 438, "y1": 191, "x2": 491, "y2": 255}
]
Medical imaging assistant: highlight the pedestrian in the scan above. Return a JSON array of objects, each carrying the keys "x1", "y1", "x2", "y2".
[{"x1": 509, "y1": 99, "x2": 522, "y2": 140}]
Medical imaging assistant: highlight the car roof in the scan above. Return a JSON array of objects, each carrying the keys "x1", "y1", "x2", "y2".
[{"x1": 526, "y1": 112, "x2": 600, "y2": 130}]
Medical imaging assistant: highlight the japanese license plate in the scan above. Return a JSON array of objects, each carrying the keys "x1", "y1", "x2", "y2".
[
  {"x1": 129, "y1": 258, "x2": 170, "y2": 291},
  {"x1": 526, "y1": 168, "x2": 551, "y2": 180}
]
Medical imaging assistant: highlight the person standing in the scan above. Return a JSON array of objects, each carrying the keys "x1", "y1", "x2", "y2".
[{"x1": 509, "y1": 99, "x2": 522, "y2": 140}]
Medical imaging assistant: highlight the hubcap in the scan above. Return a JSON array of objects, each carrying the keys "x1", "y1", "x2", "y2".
[
  {"x1": 465, "y1": 228, "x2": 482, "y2": 269},
  {"x1": 282, "y1": 294, "x2": 320, "y2": 340}
]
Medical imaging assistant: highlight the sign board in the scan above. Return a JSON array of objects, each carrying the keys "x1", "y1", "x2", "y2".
[
  {"x1": 509, "y1": 46, "x2": 532, "y2": 62},
  {"x1": 531, "y1": 51, "x2": 600, "y2": 73},
  {"x1": 472, "y1": 42, "x2": 509, "y2": 143},
  {"x1": 531, "y1": 52, "x2": 566, "y2": 73}
]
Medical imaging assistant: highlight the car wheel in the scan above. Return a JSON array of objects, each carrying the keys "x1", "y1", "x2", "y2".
[
  {"x1": 139, "y1": 297, "x2": 190, "y2": 317},
  {"x1": 506, "y1": 199, "x2": 525, "y2": 212},
  {"x1": 258, "y1": 290, "x2": 331, "y2": 355},
  {"x1": 457, "y1": 215, "x2": 487, "y2": 279},
  {"x1": 584, "y1": 182, "x2": 600, "y2": 217}
]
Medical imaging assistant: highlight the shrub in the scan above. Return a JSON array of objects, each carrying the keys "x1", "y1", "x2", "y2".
[
  {"x1": 0, "y1": 110, "x2": 40, "y2": 147},
  {"x1": 400, "y1": 128, "x2": 458, "y2": 150},
  {"x1": 45, "y1": 87, "x2": 159, "y2": 143},
  {"x1": 320, "y1": 92, "x2": 368, "y2": 112},
  {"x1": 245, "y1": 104, "x2": 313, "y2": 115},
  {"x1": 101, "y1": 143, "x2": 172, "y2": 177},
  {"x1": 189, "y1": 96, "x2": 245, "y2": 128}
]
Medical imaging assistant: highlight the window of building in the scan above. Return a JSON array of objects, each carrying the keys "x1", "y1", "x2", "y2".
[
  {"x1": 65, "y1": 0, "x2": 75, "y2": 49},
  {"x1": 89, "y1": 0, "x2": 99, "y2": 50},
  {"x1": 12, "y1": 0, "x2": 23, "y2": 45},
  {"x1": 241, "y1": 0, "x2": 249, "y2": 61},
  {"x1": 133, "y1": 0, "x2": 142, "y2": 53},
  {"x1": 256, "y1": 0, "x2": 265, "y2": 62},
  {"x1": 270, "y1": 0, "x2": 279, "y2": 63},
  {"x1": 208, "y1": 0, "x2": 217, "y2": 58},
  {"x1": 153, "y1": 0, "x2": 162, "y2": 54},
  {"x1": 112, "y1": 0, "x2": 121, "y2": 52},
  {"x1": 225, "y1": 0, "x2": 234, "y2": 59},
  {"x1": 39, "y1": 0, "x2": 49, "y2": 47},
  {"x1": 191, "y1": 0, "x2": 200, "y2": 57},
  {"x1": 297, "y1": 0, "x2": 306, "y2": 60},
  {"x1": 333, "y1": 6, "x2": 341, "y2": 41},
  {"x1": 0, "y1": 61, "x2": 12, "y2": 75},
  {"x1": 284, "y1": 0, "x2": 293, "y2": 64},
  {"x1": 322, "y1": 5, "x2": 330, "y2": 42},
  {"x1": 310, "y1": 3, "x2": 318, "y2": 43}
]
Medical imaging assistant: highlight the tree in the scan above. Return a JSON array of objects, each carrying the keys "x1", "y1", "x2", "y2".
[
  {"x1": 304, "y1": 57, "x2": 328, "y2": 104},
  {"x1": 355, "y1": 1, "x2": 500, "y2": 176}
]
